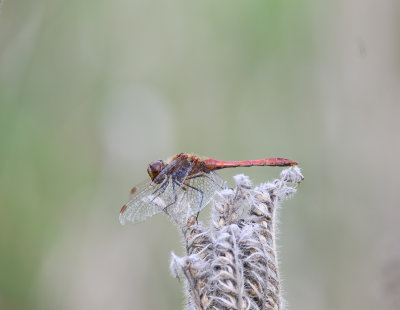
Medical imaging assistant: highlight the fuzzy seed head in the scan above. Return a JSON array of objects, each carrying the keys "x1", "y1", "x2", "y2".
[{"x1": 168, "y1": 167, "x2": 303, "y2": 310}]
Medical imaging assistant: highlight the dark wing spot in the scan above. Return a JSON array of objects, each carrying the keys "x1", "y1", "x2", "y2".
[{"x1": 120, "y1": 204, "x2": 128, "y2": 214}]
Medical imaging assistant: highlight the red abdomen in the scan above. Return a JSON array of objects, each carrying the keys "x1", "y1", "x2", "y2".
[{"x1": 203, "y1": 157, "x2": 298, "y2": 170}]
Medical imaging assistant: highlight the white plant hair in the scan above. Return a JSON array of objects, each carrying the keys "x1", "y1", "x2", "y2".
[{"x1": 170, "y1": 166, "x2": 304, "y2": 310}]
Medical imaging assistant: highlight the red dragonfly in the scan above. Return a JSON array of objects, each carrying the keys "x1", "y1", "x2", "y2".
[{"x1": 120, "y1": 153, "x2": 298, "y2": 225}]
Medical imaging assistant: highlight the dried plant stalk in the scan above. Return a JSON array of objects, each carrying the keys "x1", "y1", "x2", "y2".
[{"x1": 170, "y1": 167, "x2": 304, "y2": 310}]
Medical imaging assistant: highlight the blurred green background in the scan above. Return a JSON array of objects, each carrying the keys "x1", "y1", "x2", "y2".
[{"x1": 1, "y1": 0, "x2": 399, "y2": 309}]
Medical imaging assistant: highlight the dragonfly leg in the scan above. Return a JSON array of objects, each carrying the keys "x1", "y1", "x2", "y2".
[
  {"x1": 174, "y1": 180, "x2": 204, "y2": 224},
  {"x1": 151, "y1": 178, "x2": 169, "y2": 197},
  {"x1": 183, "y1": 183, "x2": 205, "y2": 214},
  {"x1": 149, "y1": 178, "x2": 170, "y2": 212},
  {"x1": 162, "y1": 179, "x2": 182, "y2": 213}
]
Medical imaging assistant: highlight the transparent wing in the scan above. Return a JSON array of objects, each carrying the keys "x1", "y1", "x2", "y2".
[
  {"x1": 119, "y1": 179, "x2": 166, "y2": 225},
  {"x1": 180, "y1": 170, "x2": 225, "y2": 214},
  {"x1": 148, "y1": 170, "x2": 224, "y2": 225},
  {"x1": 119, "y1": 158, "x2": 225, "y2": 226},
  {"x1": 120, "y1": 156, "x2": 194, "y2": 225},
  {"x1": 128, "y1": 178, "x2": 155, "y2": 198}
]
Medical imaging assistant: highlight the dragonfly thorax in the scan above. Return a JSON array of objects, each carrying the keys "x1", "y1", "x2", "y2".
[{"x1": 147, "y1": 160, "x2": 166, "y2": 182}]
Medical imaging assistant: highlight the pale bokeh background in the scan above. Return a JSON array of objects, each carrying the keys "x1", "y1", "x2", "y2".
[{"x1": 1, "y1": 1, "x2": 399, "y2": 309}]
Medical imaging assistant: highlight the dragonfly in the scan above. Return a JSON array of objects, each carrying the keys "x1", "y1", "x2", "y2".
[{"x1": 119, "y1": 153, "x2": 298, "y2": 225}]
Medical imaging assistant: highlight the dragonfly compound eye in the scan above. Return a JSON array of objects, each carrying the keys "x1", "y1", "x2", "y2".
[{"x1": 147, "y1": 160, "x2": 165, "y2": 181}]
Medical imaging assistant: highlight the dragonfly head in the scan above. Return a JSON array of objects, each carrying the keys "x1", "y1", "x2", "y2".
[{"x1": 147, "y1": 160, "x2": 165, "y2": 182}]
